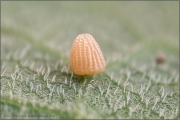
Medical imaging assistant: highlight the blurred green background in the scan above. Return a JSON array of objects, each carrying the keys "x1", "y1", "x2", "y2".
[{"x1": 1, "y1": 1, "x2": 179, "y2": 119}]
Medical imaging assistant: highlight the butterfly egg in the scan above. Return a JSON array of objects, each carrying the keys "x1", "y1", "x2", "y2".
[{"x1": 70, "y1": 33, "x2": 105, "y2": 75}]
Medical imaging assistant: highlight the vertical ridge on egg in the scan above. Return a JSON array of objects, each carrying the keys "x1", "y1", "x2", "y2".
[{"x1": 70, "y1": 33, "x2": 105, "y2": 75}]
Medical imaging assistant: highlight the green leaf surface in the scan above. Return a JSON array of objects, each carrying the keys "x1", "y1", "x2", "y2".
[{"x1": 1, "y1": 1, "x2": 179, "y2": 119}]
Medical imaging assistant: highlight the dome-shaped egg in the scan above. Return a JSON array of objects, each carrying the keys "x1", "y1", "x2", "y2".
[{"x1": 70, "y1": 33, "x2": 105, "y2": 75}]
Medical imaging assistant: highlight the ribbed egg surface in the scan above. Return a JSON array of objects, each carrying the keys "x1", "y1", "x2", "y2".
[{"x1": 70, "y1": 33, "x2": 105, "y2": 75}]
